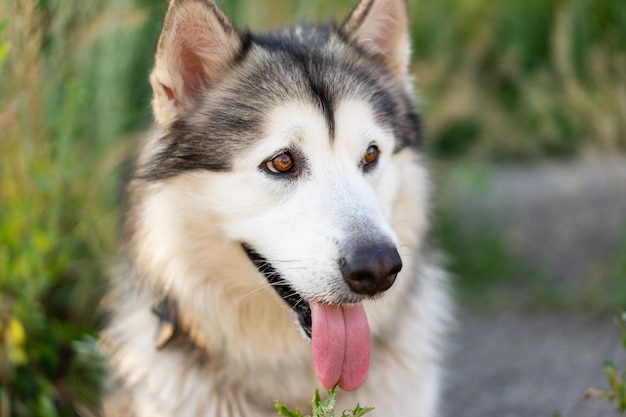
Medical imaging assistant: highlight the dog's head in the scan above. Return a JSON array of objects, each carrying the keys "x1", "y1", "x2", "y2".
[{"x1": 136, "y1": 0, "x2": 427, "y2": 391}]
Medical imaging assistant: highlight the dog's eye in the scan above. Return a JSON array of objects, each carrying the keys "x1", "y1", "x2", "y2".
[
  {"x1": 265, "y1": 152, "x2": 295, "y2": 174},
  {"x1": 362, "y1": 145, "x2": 379, "y2": 168}
]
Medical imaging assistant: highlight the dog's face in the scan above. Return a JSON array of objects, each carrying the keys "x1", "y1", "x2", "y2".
[
  {"x1": 213, "y1": 97, "x2": 405, "y2": 331},
  {"x1": 135, "y1": 0, "x2": 426, "y2": 391}
]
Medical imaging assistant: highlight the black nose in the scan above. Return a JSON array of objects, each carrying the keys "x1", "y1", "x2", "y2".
[{"x1": 340, "y1": 244, "x2": 403, "y2": 296}]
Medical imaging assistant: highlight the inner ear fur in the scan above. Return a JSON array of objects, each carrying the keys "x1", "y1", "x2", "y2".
[
  {"x1": 341, "y1": 0, "x2": 411, "y2": 78},
  {"x1": 150, "y1": 0, "x2": 242, "y2": 126}
]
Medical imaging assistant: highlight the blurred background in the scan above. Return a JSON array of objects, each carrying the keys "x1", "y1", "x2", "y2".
[{"x1": 0, "y1": 0, "x2": 624, "y2": 416}]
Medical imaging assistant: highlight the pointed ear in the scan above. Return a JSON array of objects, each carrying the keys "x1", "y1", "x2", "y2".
[
  {"x1": 341, "y1": 0, "x2": 411, "y2": 78},
  {"x1": 150, "y1": 0, "x2": 242, "y2": 126}
]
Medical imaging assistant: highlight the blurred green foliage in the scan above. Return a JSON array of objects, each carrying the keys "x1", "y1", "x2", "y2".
[
  {"x1": 1, "y1": 0, "x2": 625, "y2": 415},
  {"x1": 0, "y1": 0, "x2": 149, "y2": 414},
  {"x1": 412, "y1": 0, "x2": 626, "y2": 159}
]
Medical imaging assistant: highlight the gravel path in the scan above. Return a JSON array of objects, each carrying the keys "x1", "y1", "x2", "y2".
[
  {"x1": 442, "y1": 311, "x2": 625, "y2": 417},
  {"x1": 438, "y1": 157, "x2": 626, "y2": 417}
]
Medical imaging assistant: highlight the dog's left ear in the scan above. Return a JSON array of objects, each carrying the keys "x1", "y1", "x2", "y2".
[
  {"x1": 150, "y1": 0, "x2": 243, "y2": 126},
  {"x1": 341, "y1": 0, "x2": 410, "y2": 78}
]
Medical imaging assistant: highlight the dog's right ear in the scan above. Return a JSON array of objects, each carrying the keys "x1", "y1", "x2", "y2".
[
  {"x1": 150, "y1": 0, "x2": 242, "y2": 126},
  {"x1": 341, "y1": 0, "x2": 410, "y2": 79}
]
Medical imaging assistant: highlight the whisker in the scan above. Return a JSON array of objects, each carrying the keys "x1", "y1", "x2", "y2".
[
  {"x1": 292, "y1": 297, "x2": 309, "y2": 310},
  {"x1": 233, "y1": 282, "x2": 275, "y2": 304}
]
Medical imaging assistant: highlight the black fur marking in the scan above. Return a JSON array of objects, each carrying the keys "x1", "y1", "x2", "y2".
[
  {"x1": 399, "y1": 96, "x2": 423, "y2": 151},
  {"x1": 140, "y1": 99, "x2": 263, "y2": 181},
  {"x1": 251, "y1": 23, "x2": 334, "y2": 56},
  {"x1": 252, "y1": 27, "x2": 337, "y2": 141},
  {"x1": 232, "y1": 31, "x2": 253, "y2": 66},
  {"x1": 241, "y1": 243, "x2": 312, "y2": 338},
  {"x1": 140, "y1": 130, "x2": 230, "y2": 180},
  {"x1": 305, "y1": 63, "x2": 336, "y2": 141},
  {"x1": 253, "y1": 25, "x2": 421, "y2": 152}
]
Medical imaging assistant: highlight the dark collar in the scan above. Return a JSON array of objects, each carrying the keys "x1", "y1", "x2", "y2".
[{"x1": 151, "y1": 295, "x2": 178, "y2": 349}]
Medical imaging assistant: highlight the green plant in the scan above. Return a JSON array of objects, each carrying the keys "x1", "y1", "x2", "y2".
[
  {"x1": 275, "y1": 387, "x2": 374, "y2": 417},
  {"x1": 586, "y1": 313, "x2": 626, "y2": 415}
]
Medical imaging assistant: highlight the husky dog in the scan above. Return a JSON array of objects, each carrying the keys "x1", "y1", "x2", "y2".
[{"x1": 102, "y1": 0, "x2": 450, "y2": 415}]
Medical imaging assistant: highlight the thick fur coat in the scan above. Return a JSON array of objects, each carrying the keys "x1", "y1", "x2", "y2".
[{"x1": 102, "y1": 0, "x2": 450, "y2": 416}]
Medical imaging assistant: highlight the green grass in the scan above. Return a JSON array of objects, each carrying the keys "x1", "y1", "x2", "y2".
[{"x1": 1, "y1": 0, "x2": 625, "y2": 415}]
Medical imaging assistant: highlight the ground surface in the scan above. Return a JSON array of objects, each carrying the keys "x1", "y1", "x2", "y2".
[
  {"x1": 442, "y1": 311, "x2": 625, "y2": 417},
  {"x1": 438, "y1": 156, "x2": 626, "y2": 417}
]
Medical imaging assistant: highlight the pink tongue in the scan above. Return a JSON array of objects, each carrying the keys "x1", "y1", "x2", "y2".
[{"x1": 310, "y1": 302, "x2": 370, "y2": 391}]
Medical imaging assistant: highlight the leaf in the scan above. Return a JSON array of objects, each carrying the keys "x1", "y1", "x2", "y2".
[
  {"x1": 342, "y1": 403, "x2": 375, "y2": 417},
  {"x1": 275, "y1": 386, "x2": 374, "y2": 417},
  {"x1": 275, "y1": 401, "x2": 306, "y2": 417},
  {"x1": 311, "y1": 388, "x2": 337, "y2": 417}
]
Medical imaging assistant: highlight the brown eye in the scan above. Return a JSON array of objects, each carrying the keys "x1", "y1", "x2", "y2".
[
  {"x1": 266, "y1": 152, "x2": 295, "y2": 174},
  {"x1": 363, "y1": 145, "x2": 379, "y2": 166}
]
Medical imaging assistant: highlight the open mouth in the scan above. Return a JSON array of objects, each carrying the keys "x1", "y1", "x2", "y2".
[
  {"x1": 241, "y1": 242, "x2": 372, "y2": 391},
  {"x1": 242, "y1": 243, "x2": 312, "y2": 338}
]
